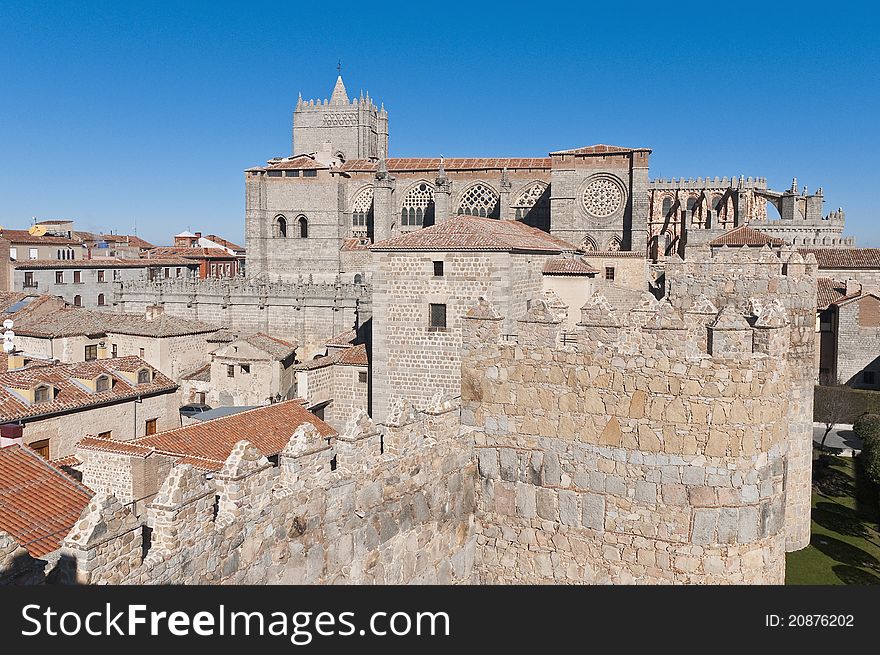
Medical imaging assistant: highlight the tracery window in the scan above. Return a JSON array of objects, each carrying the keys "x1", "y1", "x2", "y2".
[
  {"x1": 606, "y1": 236, "x2": 622, "y2": 252},
  {"x1": 457, "y1": 183, "x2": 499, "y2": 218},
  {"x1": 581, "y1": 235, "x2": 597, "y2": 251},
  {"x1": 513, "y1": 182, "x2": 549, "y2": 227},
  {"x1": 351, "y1": 187, "x2": 374, "y2": 230},
  {"x1": 400, "y1": 182, "x2": 435, "y2": 227}
]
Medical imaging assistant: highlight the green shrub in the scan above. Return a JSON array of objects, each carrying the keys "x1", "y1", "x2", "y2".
[{"x1": 855, "y1": 413, "x2": 880, "y2": 486}]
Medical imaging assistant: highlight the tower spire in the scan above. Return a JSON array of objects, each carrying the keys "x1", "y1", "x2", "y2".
[{"x1": 330, "y1": 65, "x2": 349, "y2": 105}]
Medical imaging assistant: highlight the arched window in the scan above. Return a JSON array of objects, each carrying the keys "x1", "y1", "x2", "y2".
[
  {"x1": 400, "y1": 182, "x2": 435, "y2": 228},
  {"x1": 606, "y1": 236, "x2": 622, "y2": 252},
  {"x1": 73, "y1": 295, "x2": 81, "y2": 307},
  {"x1": 137, "y1": 368, "x2": 151, "y2": 384},
  {"x1": 96, "y1": 375, "x2": 111, "y2": 392},
  {"x1": 34, "y1": 385, "x2": 51, "y2": 404},
  {"x1": 581, "y1": 235, "x2": 597, "y2": 251},
  {"x1": 661, "y1": 196, "x2": 673, "y2": 217},
  {"x1": 512, "y1": 182, "x2": 550, "y2": 229},
  {"x1": 97, "y1": 293, "x2": 105, "y2": 306},
  {"x1": 298, "y1": 216, "x2": 308, "y2": 238},
  {"x1": 351, "y1": 187, "x2": 373, "y2": 235},
  {"x1": 457, "y1": 183, "x2": 499, "y2": 218},
  {"x1": 276, "y1": 215, "x2": 287, "y2": 238},
  {"x1": 686, "y1": 197, "x2": 697, "y2": 214}
]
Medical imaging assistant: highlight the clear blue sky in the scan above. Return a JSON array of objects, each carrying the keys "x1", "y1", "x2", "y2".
[{"x1": 1, "y1": 1, "x2": 877, "y2": 246}]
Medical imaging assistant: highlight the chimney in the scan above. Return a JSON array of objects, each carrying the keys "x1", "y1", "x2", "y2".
[
  {"x1": 6, "y1": 352, "x2": 25, "y2": 371},
  {"x1": 195, "y1": 232, "x2": 202, "y2": 239},
  {"x1": 0, "y1": 423, "x2": 23, "y2": 448},
  {"x1": 846, "y1": 278, "x2": 861, "y2": 297},
  {"x1": 145, "y1": 304, "x2": 164, "y2": 321},
  {"x1": 97, "y1": 341, "x2": 109, "y2": 359}
]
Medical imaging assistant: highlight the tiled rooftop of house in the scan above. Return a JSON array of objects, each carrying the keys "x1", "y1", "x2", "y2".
[
  {"x1": 0, "y1": 229, "x2": 81, "y2": 245},
  {"x1": 325, "y1": 328, "x2": 357, "y2": 347},
  {"x1": 0, "y1": 444, "x2": 93, "y2": 557},
  {"x1": 238, "y1": 333, "x2": 298, "y2": 360},
  {"x1": 203, "y1": 234, "x2": 245, "y2": 252},
  {"x1": 11, "y1": 257, "x2": 195, "y2": 269},
  {"x1": 798, "y1": 248, "x2": 880, "y2": 269},
  {"x1": 708, "y1": 225, "x2": 785, "y2": 247},
  {"x1": 94, "y1": 234, "x2": 156, "y2": 249},
  {"x1": 371, "y1": 214, "x2": 578, "y2": 253},
  {"x1": 0, "y1": 356, "x2": 176, "y2": 422},
  {"x1": 542, "y1": 256, "x2": 599, "y2": 276},
  {"x1": 147, "y1": 247, "x2": 235, "y2": 260},
  {"x1": 259, "y1": 155, "x2": 329, "y2": 170},
  {"x1": 77, "y1": 400, "x2": 336, "y2": 472},
  {"x1": 340, "y1": 158, "x2": 552, "y2": 173},
  {"x1": 180, "y1": 362, "x2": 211, "y2": 382},
  {"x1": 340, "y1": 238, "x2": 372, "y2": 251},
  {"x1": 336, "y1": 343, "x2": 368, "y2": 366},
  {"x1": 9, "y1": 304, "x2": 219, "y2": 339}
]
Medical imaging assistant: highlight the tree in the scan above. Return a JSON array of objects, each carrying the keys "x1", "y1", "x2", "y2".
[
  {"x1": 855, "y1": 413, "x2": 880, "y2": 486},
  {"x1": 815, "y1": 383, "x2": 860, "y2": 448}
]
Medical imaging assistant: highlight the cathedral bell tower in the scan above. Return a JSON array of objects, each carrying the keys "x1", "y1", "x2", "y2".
[{"x1": 292, "y1": 72, "x2": 389, "y2": 164}]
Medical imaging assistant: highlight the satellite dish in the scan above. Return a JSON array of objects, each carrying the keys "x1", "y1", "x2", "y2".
[
  {"x1": 28, "y1": 224, "x2": 47, "y2": 237},
  {"x1": 2, "y1": 319, "x2": 13, "y2": 329}
]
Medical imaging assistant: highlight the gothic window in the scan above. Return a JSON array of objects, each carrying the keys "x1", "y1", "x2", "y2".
[
  {"x1": 457, "y1": 183, "x2": 499, "y2": 218},
  {"x1": 351, "y1": 187, "x2": 374, "y2": 233},
  {"x1": 581, "y1": 235, "x2": 597, "y2": 251},
  {"x1": 661, "y1": 196, "x2": 673, "y2": 217},
  {"x1": 400, "y1": 182, "x2": 435, "y2": 227},
  {"x1": 686, "y1": 197, "x2": 697, "y2": 214},
  {"x1": 276, "y1": 215, "x2": 287, "y2": 238},
  {"x1": 297, "y1": 216, "x2": 308, "y2": 238},
  {"x1": 512, "y1": 182, "x2": 549, "y2": 229},
  {"x1": 606, "y1": 236, "x2": 622, "y2": 252},
  {"x1": 97, "y1": 293, "x2": 105, "y2": 306}
]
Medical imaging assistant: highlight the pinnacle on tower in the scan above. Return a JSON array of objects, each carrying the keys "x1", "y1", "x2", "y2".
[
  {"x1": 330, "y1": 75, "x2": 349, "y2": 105},
  {"x1": 790, "y1": 177, "x2": 798, "y2": 193}
]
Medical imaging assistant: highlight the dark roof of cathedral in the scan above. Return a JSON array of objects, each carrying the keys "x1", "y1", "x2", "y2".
[
  {"x1": 549, "y1": 144, "x2": 651, "y2": 155},
  {"x1": 798, "y1": 248, "x2": 880, "y2": 269},
  {"x1": 340, "y1": 158, "x2": 551, "y2": 172},
  {"x1": 542, "y1": 256, "x2": 599, "y2": 276},
  {"x1": 259, "y1": 155, "x2": 328, "y2": 171},
  {"x1": 708, "y1": 225, "x2": 785, "y2": 247},
  {"x1": 370, "y1": 215, "x2": 578, "y2": 253}
]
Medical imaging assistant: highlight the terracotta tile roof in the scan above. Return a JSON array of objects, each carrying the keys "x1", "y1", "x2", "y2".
[
  {"x1": 0, "y1": 356, "x2": 176, "y2": 423},
  {"x1": 180, "y1": 363, "x2": 211, "y2": 382},
  {"x1": 341, "y1": 238, "x2": 372, "y2": 251},
  {"x1": 340, "y1": 158, "x2": 552, "y2": 173},
  {"x1": 542, "y1": 256, "x2": 599, "y2": 276},
  {"x1": 203, "y1": 234, "x2": 245, "y2": 252},
  {"x1": 371, "y1": 215, "x2": 578, "y2": 253},
  {"x1": 256, "y1": 155, "x2": 328, "y2": 171},
  {"x1": 581, "y1": 251, "x2": 647, "y2": 258},
  {"x1": 12, "y1": 257, "x2": 195, "y2": 269},
  {"x1": 75, "y1": 436, "x2": 154, "y2": 456},
  {"x1": 0, "y1": 229, "x2": 81, "y2": 245},
  {"x1": 325, "y1": 328, "x2": 357, "y2": 347},
  {"x1": 708, "y1": 225, "x2": 785, "y2": 247},
  {"x1": 147, "y1": 247, "x2": 235, "y2": 260},
  {"x1": 109, "y1": 400, "x2": 337, "y2": 471},
  {"x1": 94, "y1": 234, "x2": 156, "y2": 249},
  {"x1": 49, "y1": 454, "x2": 82, "y2": 468},
  {"x1": 11, "y1": 305, "x2": 218, "y2": 339},
  {"x1": 207, "y1": 327, "x2": 237, "y2": 343},
  {"x1": 549, "y1": 144, "x2": 650, "y2": 156},
  {"x1": 336, "y1": 343, "x2": 368, "y2": 366},
  {"x1": 238, "y1": 333, "x2": 298, "y2": 360},
  {"x1": 798, "y1": 248, "x2": 880, "y2": 269},
  {"x1": 0, "y1": 444, "x2": 93, "y2": 557}
]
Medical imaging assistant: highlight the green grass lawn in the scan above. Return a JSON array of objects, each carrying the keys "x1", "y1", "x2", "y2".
[{"x1": 786, "y1": 455, "x2": 880, "y2": 584}]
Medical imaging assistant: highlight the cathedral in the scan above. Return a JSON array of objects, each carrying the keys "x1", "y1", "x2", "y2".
[{"x1": 243, "y1": 75, "x2": 852, "y2": 284}]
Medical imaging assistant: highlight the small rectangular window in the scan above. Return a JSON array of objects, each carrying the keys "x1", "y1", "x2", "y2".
[
  {"x1": 97, "y1": 430, "x2": 112, "y2": 439},
  {"x1": 227, "y1": 364, "x2": 235, "y2": 378},
  {"x1": 433, "y1": 261, "x2": 444, "y2": 277},
  {"x1": 24, "y1": 272, "x2": 34, "y2": 287},
  {"x1": 267, "y1": 170, "x2": 283, "y2": 177},
  {"x1": 241, "y1": 364, "x2": 250, "y2": 374},
  {"x1": 358, "y1": 371, "x2": 367, "y2": 384},
  {"x1": 176, "y1": 268, "x2": 181, "y2": 277},
  {"x1": 84, "y1": 344, "x2": 98, "y2": 361},
  {"x1": 429, "y1": 303, "x2": 447, "y2": 330},
  {"x1": 286, "y1": 170, "x2": 300, "y2": 177},
  {"x1": 139, "y1": 347, "x2": 145, "y2": 357},
  {"x1": 55, "y1": 271, "x2": 64, "y2": 284},
  {"x1": 97, "y1": 270, "x2": 105, "y2": 282},
  {"x1": 30, "y1": 439, "x2": 50, "y2": 459},
  {"x1": 9, "y1": 247, "x2": 16, "y2": 260},
  {"x1": 605, "y1": 267, "x2": 615, "y2": 281},
  {"x1": 29, "y1": 248, "x2": 38, "y2": 259},
  {"x1": 303, "y1": 169, "x2": 317, "y2": 177},
  {"x1": 112, "y1": 344, "x2": 118, "y2": 358},
  {"x1": 145, "y1": 418, "x2": 158, "y2": 435},
  {"x1": 73, "y1": 270, "x2": 82, "y2": 284}
]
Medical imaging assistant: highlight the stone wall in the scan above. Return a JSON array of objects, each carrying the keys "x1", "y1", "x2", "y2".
[
  {"x1": 463, "y1": 293, "x2": 793, "y2": 584},
  {"x1": 114, "y1": 277, "x2": 370, "y2": 358},
  {"x1": 52, "y1": 401, "x2": 475, "y2": 585},
  {"x1": 836, "y1": 296, "x2": 880, "y2": 388}
]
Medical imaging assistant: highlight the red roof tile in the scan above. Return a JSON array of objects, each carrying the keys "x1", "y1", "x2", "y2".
[
  {"x1": 147, "y1": 247, "x2": 235, "y2": 260},
  {"x1": 708, "y1": 225, "x2": 785, "y2": 247},
  {"x1": 340, "y1": 158, "x2": 552, "y2": 173},
  {"x1": 542, "y1": 256, "x2": 599, "y2": 276},
  {"x1": 337, "y1": 343, "x2": 368, "y2": 366},
  {"x1": 114, "y1": 400, "x2": 337, "y2": 470},
  {"x1": 371, "y1": 215, "x2": 577, "y2": 253},
  {"x1": 549, "y1": 144, "x2": 650, "y2": 156},
  {"x1": 0, "y1": 356, "x2": 176, "y2": 423},
  {"x1": 341, "y1": 238, "x2": 372, "y2": 251},
  {"x1": 798, "y1": 248, "x2": 880, "y2": 270},
  {"x1": 0, "y1": 229, "x2": 81, "y2": 245},
  {"x1": 0, "y1": 445, "x2": 93, "y2": 557},
  {"x1": 325, "y1": 328, "x2": 357, "y2": 347}
]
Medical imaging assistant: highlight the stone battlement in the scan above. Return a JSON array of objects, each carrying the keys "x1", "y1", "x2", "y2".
[
  {"x1": 48, "y1": 396, "x2": 472, "y2": 585},
  {"x1": 649, "y1": 176, "x2": 767, "y2": 190}
]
